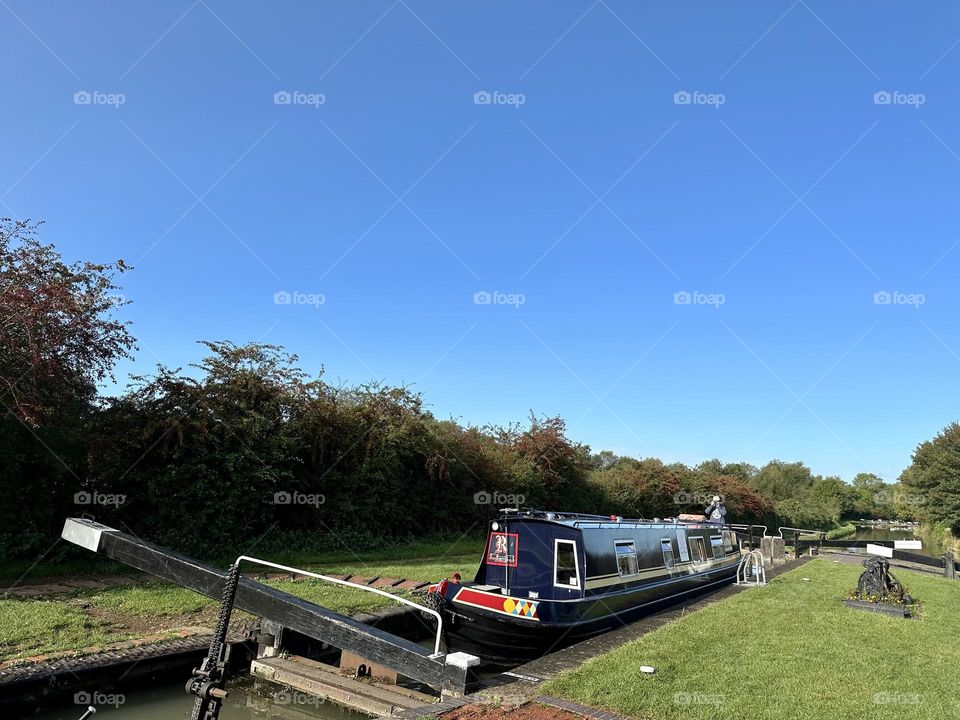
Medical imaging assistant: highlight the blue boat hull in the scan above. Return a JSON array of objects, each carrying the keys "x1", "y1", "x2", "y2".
[{"x1": 440, "y1": 560, "x2": 739, "y2": 663}]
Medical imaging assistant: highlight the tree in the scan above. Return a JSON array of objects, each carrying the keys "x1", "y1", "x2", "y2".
[
  {"x1": 750, "y1": 461, "x2": 816, "y2": 500},
  {"x1": 694, "y1": 459, "x2": 757, "y2": 483},
  {"x1": 0, "y1": 218, "x2": 134, "y2": 425},
  {"x1": 809, "y1": 476, "x2": 855, "y2": 523},
  {"x1": 899, "y1": 423, "x2": 960, "y2": 534},
  {"x1": 774, "y1": 497, "x2": 832, "y2": 530},
  {"x1": 592, "y1": 450, "x2": 619, "y2": 471},
  {"x1": 0, "y1": 219, "x2": 135, "y2": 559}
]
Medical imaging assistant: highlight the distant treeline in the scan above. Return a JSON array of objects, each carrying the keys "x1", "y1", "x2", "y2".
[{"x1": 0, "y1": 219, "x2": 948, "y2": 564}]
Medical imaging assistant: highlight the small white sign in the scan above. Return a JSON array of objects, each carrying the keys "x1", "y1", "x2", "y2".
[
  {"x1": 867, "y1": 543, "x2": 893, "y2": 558},
  {"x1": 676, "y1": 529, "x2": 690, "y2": 562},
  {"x1": 894, "y1": 540, "x2": 922, "y2": 550}
]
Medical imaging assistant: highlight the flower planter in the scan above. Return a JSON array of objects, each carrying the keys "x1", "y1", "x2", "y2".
[{"x1": 843, "y1": 599, "x2": 911, "y2": 618}]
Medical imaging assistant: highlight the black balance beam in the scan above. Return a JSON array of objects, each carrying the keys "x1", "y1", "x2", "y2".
[{"x1": 61, "y1": 518, "x2": 472, "y2": 694}]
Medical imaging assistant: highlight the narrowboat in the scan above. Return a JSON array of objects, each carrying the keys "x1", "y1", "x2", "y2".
[{"x1": 427, "y1": 509, "x2": 741, "y2": 662}]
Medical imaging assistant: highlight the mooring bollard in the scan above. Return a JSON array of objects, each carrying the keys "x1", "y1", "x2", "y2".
[
  {"x1": 442, "y1": 652, "x2": 480, "y2": 697},
  {"x1": 944, "y1": 552, "x2": 956, "y2": 580}
]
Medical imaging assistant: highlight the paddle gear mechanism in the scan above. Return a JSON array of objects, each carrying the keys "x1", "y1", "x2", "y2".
[
  {"x1": 856, "y1": 556, "x2": 912, "y2": 604},
  {"x1": 186, "y1": 561, "x2": 241, "y2": 720}
]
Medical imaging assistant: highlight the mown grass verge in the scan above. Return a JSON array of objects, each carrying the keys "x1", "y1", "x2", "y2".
[
  {"x1": 1, "y1": 535, "x2": 485, "y2": 581},
  {"x1": 0, "y1": 539, "x2": 483, "y2": 663},
  {"x1": 826, "y1": 523, "x2": 857, "y2": 539},
  {"x1": 543, "y1": 558, "x2": 960, "y2": 720}
]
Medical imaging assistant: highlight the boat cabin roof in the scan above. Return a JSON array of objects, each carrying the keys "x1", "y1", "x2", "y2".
[{"x1": 495, "y1": 508, "x2": 717, "y2": 531}]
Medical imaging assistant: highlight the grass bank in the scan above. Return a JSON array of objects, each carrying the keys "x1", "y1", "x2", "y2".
[
  {"x1": 917, "y1": 522, "x2": 958, "y2": 557},
  {"x1": 1, "y1": 534, "x2": 485, "y2": 581},
  {"x1": 826, "y1": 523, "x2": 857, "y2": 539},
  {"x1": 0, "y1": 538, "x2": 484, "y2": 664},
  {"x1": 543, "y1": 558, "x2": 960, "y2": 720}
]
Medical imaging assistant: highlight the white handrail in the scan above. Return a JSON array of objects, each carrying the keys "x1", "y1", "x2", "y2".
[
  {"x1": 234, "y1": 555, "x2": 444, "y2": 656},
  {"x1": 729, "y1": 523, "x2": 768, "y2": 536},
  {"x1": 736, "y1": 550, "x2": 766, "y2": 587},
  {"x1": 776, "y1": 526, "x2": 822, "y2": 539}
]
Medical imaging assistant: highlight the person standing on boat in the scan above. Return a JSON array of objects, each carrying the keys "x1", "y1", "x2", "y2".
[{"x1": 704, "y1": 495, "x2": 726, "y2": 525}]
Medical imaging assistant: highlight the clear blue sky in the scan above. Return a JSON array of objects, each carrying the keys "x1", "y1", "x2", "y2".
[{"x1": 3, "y1": 2, "x2": 959, "y2": 484}]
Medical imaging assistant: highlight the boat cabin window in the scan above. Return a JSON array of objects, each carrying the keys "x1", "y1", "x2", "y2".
[
  {"x1": 554, "y1": 539, "x2": 580, "y2": 588},
  {"x1": 723, "y1": 531, "x2": 735, "y2": 552},
  {"x1": 615, "y1": 540, "x2": 639, "y2": 577},
  {"x1": 660, "y1": 538, "x2": 675, "y2": 569},
  {"x1": 688, "y1": 536, "x2": 707, "y2": 563},
  {"x1": 710, "y1": 535, "x2": 724, "y2": 559}
]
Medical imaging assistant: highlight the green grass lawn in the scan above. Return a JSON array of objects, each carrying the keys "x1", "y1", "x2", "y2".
[
  {"x1": 0, "y1": 598, "x2": 131, "y2": 661},
  {"x1": 1, "y1": 535, "x2": 484, "y2": 581},
  {"x1": 0, "y1": 538, "x2": 482, "y2": 663},
  {"x1": 91, "y1": 584, "x2": 215, "y2": 616},
  {"x1": 544, "y1": 559, "x2": 960, "y2": 720},
  {"x1": 86, "y1": 580, "x2": 412, "y2": 618}
]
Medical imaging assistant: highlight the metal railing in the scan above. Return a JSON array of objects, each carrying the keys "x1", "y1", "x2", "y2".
[
  {"x1": 728, "y1": 524, "x2": 767, "y2": 550},
  {"x1": 736, "y1": 550, "x2": 766, "y2": 587},
  {"x1": 776, "y1": 526, "x2": 822, "y2": 539},
  {"x1": 234, "y1": 555, "x2": 444, "y2": 656}
]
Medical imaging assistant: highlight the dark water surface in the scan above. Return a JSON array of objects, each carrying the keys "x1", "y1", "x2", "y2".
[
  {"x1": 848, "y1": 526, "x2": 942, "y2": 558},
  {"x1": 31, "y1": 677, "x2": 369, "y2": 720}
]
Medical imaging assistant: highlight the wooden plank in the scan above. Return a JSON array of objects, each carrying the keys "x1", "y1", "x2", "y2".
[
  {"x1": 62, "y1": 520, "x2": 447, "y2": 691},
  {"x1": 251, "y1": 657, "x2": 417, "y2": 716},
  {"x1": 341, "y1": 650, "x2": 398, "y2": 683}
]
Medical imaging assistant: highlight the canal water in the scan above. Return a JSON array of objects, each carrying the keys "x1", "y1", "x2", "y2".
[
  {"x1": 32, "y1": 677, "x2": 369, "y2": 720},
  {"x1": 848, "y1": 525, "x2": 942, "y2": 558}
]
